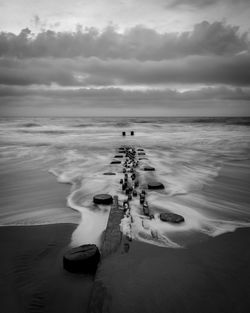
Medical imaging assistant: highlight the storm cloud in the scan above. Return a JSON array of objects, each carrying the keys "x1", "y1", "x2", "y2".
[
  {"x1": 0, "y1": 21, "x2": 248, "y2": 60},
  {"x1": 0, "y1": 54, "x2": 249, "y2": 87},
  {"x1": 0, "y1": 16, "x2": 249, "y2": 116}
]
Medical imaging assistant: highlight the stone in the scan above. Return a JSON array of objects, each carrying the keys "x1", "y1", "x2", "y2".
[
  {"x1": 63, "y1": 244, "x2": 100, "y2": 273},
  {"x1": 160, "y1": 213, "x2": 185, "y2": 223},
  {"x1": 148, "y1": 182, "x2": 165, "y2": 190},
  {"x1": 103, "y1": 172, "x2": 116, "y2": 175},
  {"x1": 144, "y1": 166, "x2": 155, "y2": 171},
  {"x1": 93, "y1": 194, "x2": 113, "y2": 205},
  {"x1": 114, "y1": 155, "x2": 124, "y2": 158}
]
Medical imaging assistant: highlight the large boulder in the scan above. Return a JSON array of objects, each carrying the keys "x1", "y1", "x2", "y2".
[
  {"x1": 93, "y1": 194, "x2": 113, "y2": 205},
  {"x1": 160, "y1": 213, "x2": 185, "y2": 223},
  {"x1": 148, "y1": 182, "x2": 165, "y2": 190},
  {"x1": 63, "y1": 244, "x2": 100, "y2": 273}
]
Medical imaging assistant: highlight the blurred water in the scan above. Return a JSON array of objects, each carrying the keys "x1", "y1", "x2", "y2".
[{"x1": 0, "y1": 117, "x2": 250, "y2": 247}]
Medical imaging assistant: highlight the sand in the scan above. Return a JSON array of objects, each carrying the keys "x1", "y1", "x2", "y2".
[
  {"x1": 1, "y1": 156, "x2": 250, "y2": 313},
  {"x1": 89, "y1": 160, "x2": 250, "y2": 313},
  {"x1": 95, "y1": 228, "x2": 250, "y2": 313},
  {"x1": 0, "y1": 224, "x2": 94, "y2": 313}
]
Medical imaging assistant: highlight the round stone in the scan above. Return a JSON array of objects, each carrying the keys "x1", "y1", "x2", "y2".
[
  {"x1": 93, "y1": 194, "x2": 113, "y2": 205},
  {"x1": 148, "y1": 182, "x2": 165, "y2": 190},
  {"x1": 63, "y1": 244, "x2": 100, "y2": 273},
  {"x1": 160, "y1": 213, "x2": 185, "y2": 224}
]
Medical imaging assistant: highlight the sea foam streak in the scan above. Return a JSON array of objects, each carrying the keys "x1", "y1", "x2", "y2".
[{"x1": 0, "y1": 117, "x2": 250, "y2": 248}]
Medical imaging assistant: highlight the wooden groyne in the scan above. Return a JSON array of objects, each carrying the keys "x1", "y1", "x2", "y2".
[{"x1": 101, "y1": 195, "x2": 124, "y2": 258}]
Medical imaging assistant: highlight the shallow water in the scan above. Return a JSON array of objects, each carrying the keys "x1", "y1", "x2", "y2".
[{"x1": 0, "y1": 117, "x2": 250, "y2": 248}]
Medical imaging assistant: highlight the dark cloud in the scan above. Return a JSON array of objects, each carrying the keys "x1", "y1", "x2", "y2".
[
  {"x1": 1, "y1": 54, "x2": 249, "y2": 87},
  {"x1": 0, "y1": 21, "x2": 248, "y2": 60},
  {"x1": 1, "y1": 85, "x2": 249, "y2": 117},
  {"x1": 0, "y1": 85, "x2": 249, "y2": 101}
]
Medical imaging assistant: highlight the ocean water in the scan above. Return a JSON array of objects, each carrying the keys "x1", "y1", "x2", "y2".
[{"x1": 0, "y1": 117, "x2": 250, "y2": 248}]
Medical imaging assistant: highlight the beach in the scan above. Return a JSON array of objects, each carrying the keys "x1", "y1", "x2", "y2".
[
  {"x1": 0, "y1": 224, "x2": 94, "y2": 313},
  {"x1": 0, "y1": 117, "x2": 250, "y2": 312}
]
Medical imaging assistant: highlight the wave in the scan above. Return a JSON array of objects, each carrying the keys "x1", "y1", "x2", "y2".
[{"x1": 1, "y1": 117, "x2": 250, "y2": 248}]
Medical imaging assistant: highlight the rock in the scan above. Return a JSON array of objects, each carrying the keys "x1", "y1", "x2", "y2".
[
  {"x1": 148, "y1": 182, "x2": 165, "y2": 190},
  {"x1": 93, "y1": 194, "x2": 113, "y2": 205},
  {"x1": 110, "y1": 160, "x2": 121, "y2": 164},
  {"x1": 138, "y1": 152, "x2": 146, "y2": 156},
  {"x1": 63, "y1": 244, "x2": 100, "y2": 273},
  {"x1": 122, "y1": 132, "x2": 126, "y2": 136},
  {"x1": 131, "y1": 131, "x2": 134, "y2": 136},
  {"x1": 132, "y1": 190, "x2": 137, "y2": 197},
  {"x1": 114, "y1": 155, "x2": 124, "y2": 158},
  {"x1": 137, "y1": 148, "x2": 144, "y2": 151},
  {"x1": 103, "y1": 172, "x2": 116, "y2": 175},
  {"x1": 139, "y1": 158, "x2": 148, "y2": 160},
  {"x1": 144, "y1": 166, "x2": 155, "y2": 171},
  {"x1": 160, "y1": 213, "x2": 185, "y2": 223}
]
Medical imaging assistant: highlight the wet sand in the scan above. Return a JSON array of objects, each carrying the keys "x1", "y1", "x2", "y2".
[
  {"x1": 0, "y1": 224, "x2": 94, "y2": 313},
  {"x1": 97, "y1": 228, "x2": 250, "y2": 313}
]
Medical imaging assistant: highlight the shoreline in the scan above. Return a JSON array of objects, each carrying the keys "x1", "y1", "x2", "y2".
[{"x1": 1, "y1": 221, "x2": 250, "y2": 313}]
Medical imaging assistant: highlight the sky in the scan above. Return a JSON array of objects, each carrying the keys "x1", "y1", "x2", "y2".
[{"x1": 0, "y1": 0, "x2": 250, "y2": 116}]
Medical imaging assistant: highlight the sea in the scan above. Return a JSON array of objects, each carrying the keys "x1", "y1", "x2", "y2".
[{"x1": 0, "y1": 116, "x2": 250, "y2": 248}]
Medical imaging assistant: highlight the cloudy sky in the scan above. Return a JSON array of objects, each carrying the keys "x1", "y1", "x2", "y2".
[{"x1": 0, "y1": 0, "x2": 250, "y2": 116}]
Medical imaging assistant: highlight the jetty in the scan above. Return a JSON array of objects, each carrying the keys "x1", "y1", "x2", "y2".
[
  {"x1": 101, "y1": 195, "x2": 124, "y2": 258},
  {"x1": 63, "y1": 131, "x2": 185, "y2": 312}
]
